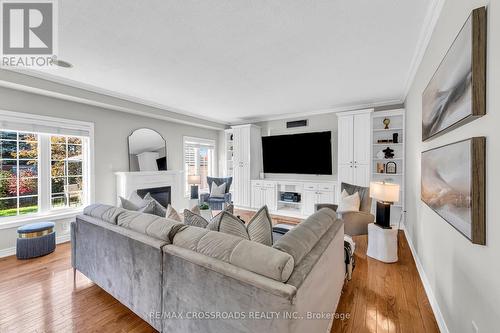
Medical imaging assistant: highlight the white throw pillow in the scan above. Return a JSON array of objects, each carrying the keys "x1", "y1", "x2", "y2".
[
  {"x1": 210, "y1": 181, "x2": 226, "y2": 198},
  {"x1": 337, "y1": 189, "x2": 360, "y2": 213}
]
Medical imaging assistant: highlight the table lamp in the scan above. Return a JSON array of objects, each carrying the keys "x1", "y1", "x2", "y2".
[
  {"x1": 188, "y1": 175, "x2": 201, "y2": 199},
  {"x1": 369, "y1": 181, "x2": 400, "y2": 229}
]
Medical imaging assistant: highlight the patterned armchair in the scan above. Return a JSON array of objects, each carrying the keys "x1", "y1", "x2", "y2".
[
  {"x1": 199, "y1": 177, "x2": 233, "y2": 210},
  {"x1": 315, "y1": 182, "x2": 374, "y2": 236}
]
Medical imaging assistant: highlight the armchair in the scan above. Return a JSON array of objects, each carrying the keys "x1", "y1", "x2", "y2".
[
  {"x1": 315, "y1": 182, "x2": 374, "y2": 236},
  {"x1": 199, "y1": 177, "x2": 233, "y2": 210}
]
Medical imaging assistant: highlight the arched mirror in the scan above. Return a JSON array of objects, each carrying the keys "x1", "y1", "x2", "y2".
[{"x1": 128, "y1": 128, "x2": 167, "y2": 171}]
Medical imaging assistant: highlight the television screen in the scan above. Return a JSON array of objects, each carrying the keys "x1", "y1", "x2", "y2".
[{"x1": 262, "y1": 131, "x2": 332, "y2": 175}]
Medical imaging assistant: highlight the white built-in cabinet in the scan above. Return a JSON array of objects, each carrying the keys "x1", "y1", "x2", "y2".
[
  {"x1": 251, "y1": 181, "x2": 277, "y2": 211},
  {"x1": 232, "y1": 125, "x2": 262, "y2": 208},
  {"x1": 337, "y1": 109, "x2": 372, "y2": 188},
  {"x1": 251, "y1": 180, "x2": 336, "y2": 218},
  {"x1": 302, "y1": 183, "x2": 336, "y2": 216}
]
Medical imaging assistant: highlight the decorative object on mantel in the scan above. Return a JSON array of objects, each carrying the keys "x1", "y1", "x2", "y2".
[
  {"x1": 376, "y1": 150, "x2": 385, "y2": 159},
  {"x1": 393, "y1": 133, "x2": 399, "y2": 143},
  {"x1": 385, "y1": 162, "x2": 397, "y2": 174},
  {"x1": 421, "y1": 137, "x2": 486, "y2": 245},
  {"x1": 382, "y1": 118, "x2": 390, "y2": 129},
  {"x1": 422, "y1": 7, "x2": 486, "y2": 141},
  {"x1": 377, "y1": 162, "x2": 385, "y2": 173},
  {"x1": 370, "y1": 181, "x2": 400, "y2": 229},
  {"x1": 382, "y1": 147, "x2": 394, "y2": 159},
  {"x1": 128, "y1": 128, "x2": 167, "y2": 172}
]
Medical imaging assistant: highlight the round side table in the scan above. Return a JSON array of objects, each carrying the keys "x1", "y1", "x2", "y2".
[{"x1": 366, "y1": 223, "x2": 398, "y2": 263}]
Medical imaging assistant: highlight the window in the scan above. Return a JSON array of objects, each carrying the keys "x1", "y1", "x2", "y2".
[
  {"x1": 50, "y1": 136, "x2": 84, "y2": 209},
  {"x1": 0, "y1": 131, "x2": 39, "y2": 217},
  {"x1": 0, "y1": 111, "x2": 93, "y2": 221},
  {"x1": 183, "y1": 137, "x2": 216, "y2": 195}
]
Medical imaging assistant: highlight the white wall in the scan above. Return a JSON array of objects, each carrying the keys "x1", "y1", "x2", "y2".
[
  {"x1": 254, "y1": 113, "x2": 339, "y2": 181},
  {"x1": 0, "y1": 86, "x2": 221, "y2": 253},
  {"x1": 405, "y1": 1, "x2": 500, "y2": 332}
]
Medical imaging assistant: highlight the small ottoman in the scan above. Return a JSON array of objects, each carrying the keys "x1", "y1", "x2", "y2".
[{"x1": 16, "y1": 222, "x2": 56, "y2": 259}]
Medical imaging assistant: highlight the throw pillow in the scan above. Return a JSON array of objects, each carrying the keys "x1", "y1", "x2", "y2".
[
  {"x1": 119, "y1": 191, "x2": 148, "y2": 210},
  {"x1": 165, "y1": 204, "x2": 182, "y2": 222},
  {"x1": 210, "y1": 181, "x2": 226, "y2": 198},
  {"x1": 183, "y1": 204, "x2": 233, "y2": 228},
  {"x1": 337, "y1": 189, "x2": 360, "y2": 213},
  {"x1": 208, "y1": 206, "x2": 273, "y2": 246},
  {"x1": 143, "y1": 193, "x2": 168, "y2": 217},
  {"x1": 137, "y1": 200, "x2": 156, "y2": 214}
]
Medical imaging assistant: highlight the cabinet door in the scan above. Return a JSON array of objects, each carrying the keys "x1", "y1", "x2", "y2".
[
  {"x1": 353, "y1": 164, "x2": 370, "y2": 187},
  {"x1": 353, "y1": 113, "x2": 371, "y2": 165},
  {"x1": 251, "y1": 185, "x2": 262, "y2": 208},
  {"x1": 318, "y1": 191, "x2": 334, "y2": 205},
  {"x1": 337, "y1": 116, "x2": 354, "y2": 165},
  {"x1": 302, "y1": 190, "x2": 317, "y2": 216},
  {"x1": 263, "y1": 187, "x2": 277, "y2": 211},
  {"x1": 338, "y1": 164, "x2": 354, "y2": 185}
]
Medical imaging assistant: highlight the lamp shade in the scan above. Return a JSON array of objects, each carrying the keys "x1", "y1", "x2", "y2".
[
  {"x1": 369, "y1": 181, "x2": 400, "y2": 203},
  {"x1": 188, "y1": 175, "x2": 201, "y2": 185}
]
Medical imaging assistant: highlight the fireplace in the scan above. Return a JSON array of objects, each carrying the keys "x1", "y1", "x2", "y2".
[
  {"x1": 136, "y1": 186, "x2": 171, "y2": 207},
  {"x1": 115, "y1": 170, "x2": 184, "y2": 210}
]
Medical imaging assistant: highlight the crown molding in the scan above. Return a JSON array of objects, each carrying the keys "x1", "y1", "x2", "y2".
[
  {"x1": 230, "y1": 99, "x2": 402, "y2": 124},
  {"x1": 401, "y1": 0, "x2": 446, "y2": 100}
]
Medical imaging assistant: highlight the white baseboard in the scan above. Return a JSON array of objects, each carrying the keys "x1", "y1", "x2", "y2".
[
  {"x1": 402, "y1": 224, "x2": 449, "y2": 333},
  {"x1": 0, "y1": 233, "x2": 71, "y2": 258}
]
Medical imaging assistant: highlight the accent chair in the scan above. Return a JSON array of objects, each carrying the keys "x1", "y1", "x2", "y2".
[{"x1": 199, "y1": 176, "x2": 233, "y2": 210}]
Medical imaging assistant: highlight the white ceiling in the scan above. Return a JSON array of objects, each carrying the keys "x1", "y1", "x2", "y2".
[{"x1": 28, "y1": 0, "x2": 435, "y2": 124}]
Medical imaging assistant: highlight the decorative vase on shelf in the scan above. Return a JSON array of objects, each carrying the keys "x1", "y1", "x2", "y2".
[{"x1": 393, "y1": 133, "x2": 399, "y2": 143}]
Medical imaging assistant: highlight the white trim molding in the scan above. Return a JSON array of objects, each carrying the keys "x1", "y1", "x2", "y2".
[{"x1": 402, "y1": 224, "x2": 450, "y2": 333}]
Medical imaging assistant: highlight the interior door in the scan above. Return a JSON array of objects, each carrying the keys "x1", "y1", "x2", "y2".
[{"x1": 337, "y1": 115, "x2": 354, "y2": 165}]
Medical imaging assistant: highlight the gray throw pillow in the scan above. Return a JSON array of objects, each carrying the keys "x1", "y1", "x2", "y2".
[
  {"x1": 208, "y1": 206, "x2": 273, "y2": 246},
  {"x1": 210, "y1": 181, "x2": 226, "y2": 198},
  {"x1": 144, "y1": 193, "x2": 168, "y2": 217},
  {"x1": 137, "y1": 200, "x2": 156, "y2": 214},
  {"x1": 119, "y1": 192, "x2": 148, "y2": 210},
  {"x1": 183, "y1": 204, "x2": 233, "y2": 228},
  {"x1": 165, "y1": 204, "x2": 182, "y2": 222}
]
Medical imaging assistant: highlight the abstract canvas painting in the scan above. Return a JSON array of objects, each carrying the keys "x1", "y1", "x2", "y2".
[
  {"x1": 421, "y1": 138, "x2": 485, "y2": 245},
  {"x1": 422, "y1": 7, "x2": 486, "y2": 141}
]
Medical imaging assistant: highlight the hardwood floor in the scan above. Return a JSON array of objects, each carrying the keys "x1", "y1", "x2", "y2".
[{"x1": 0, "y1": 211, "x2": 438, "y2": 333}]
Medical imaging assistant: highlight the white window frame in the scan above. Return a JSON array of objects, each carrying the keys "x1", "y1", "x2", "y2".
[
  {"x1": 183, "y1": 136, "x2": 216, "y2": 197},
  {"x1": 0, "y1": 110, "x2": 94, "y2": 229}
]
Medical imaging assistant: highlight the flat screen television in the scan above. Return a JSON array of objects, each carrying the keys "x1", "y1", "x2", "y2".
[{"x1": 262, "y1": 131, "x2": 332, "y2": 175}]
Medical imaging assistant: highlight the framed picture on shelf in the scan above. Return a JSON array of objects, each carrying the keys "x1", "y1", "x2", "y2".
[{"x1": 385, "y1": 162, "x2": 397, "y2": 174}]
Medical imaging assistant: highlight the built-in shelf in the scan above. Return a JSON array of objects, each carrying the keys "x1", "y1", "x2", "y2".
[
  {"x1": 277, "y1": 200, "x2": 302, "y2": 205},
  {"x1": 373, "y1": 143, "x2": 403, "y2": 146},
  {"x1": 373, "y1": 158, "x2": 403, "y2": 161},
  {"x1": 373, "y1": 128, "x2": 403, "y2": 132},
  {"x1": 371, "y1": 109, "x2": 405, "y2": 226}
]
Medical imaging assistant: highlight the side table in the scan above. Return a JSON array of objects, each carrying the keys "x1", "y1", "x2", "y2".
[{"x1": 367, "y1": 223, "x2": 398, "y2": 263}]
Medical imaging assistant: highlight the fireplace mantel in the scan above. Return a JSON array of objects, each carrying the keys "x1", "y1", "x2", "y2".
[{"x1": 115, "y1": 170, "x2": 184, "y2": 209}]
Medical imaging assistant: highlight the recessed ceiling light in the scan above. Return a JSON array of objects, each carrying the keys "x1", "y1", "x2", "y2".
[{"x1": 53, "y1": 59, "x2": 73, "y2": 68}]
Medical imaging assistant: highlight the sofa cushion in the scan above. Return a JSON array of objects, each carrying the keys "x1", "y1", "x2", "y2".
[
  {"x1": 117, "y1": 210, "x2": 186, "y2": 242},
  {"x1": 172, "y1": 226, "x2": 294, "y2": 282},
  {"x1": 273, "y1": 208, "x2": 338, "y2": 266},
  {"x1": 83, "y1": 204, "x2": 125, "y2": 224},
  {"x1": 119, "y1": 192, "x2": 147, "y2": 210}
]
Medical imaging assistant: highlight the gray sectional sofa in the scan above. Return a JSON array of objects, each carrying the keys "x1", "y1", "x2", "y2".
[{"x1": 71, "y1": 204, "x2": 345, "y2": 333}]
